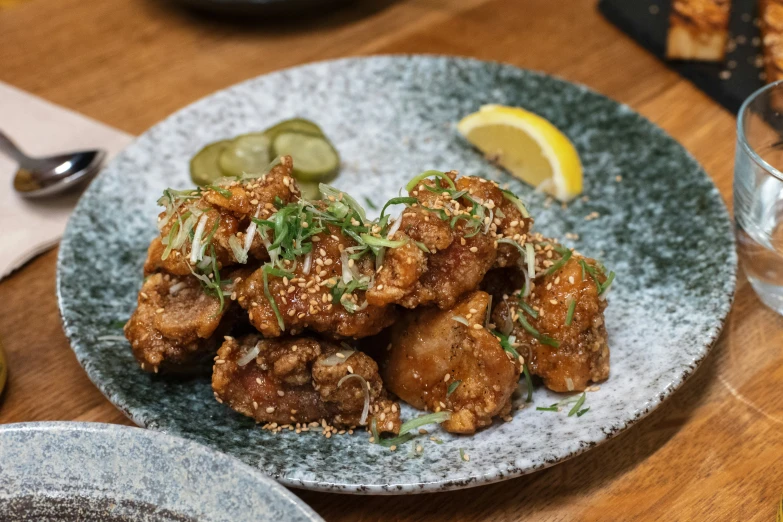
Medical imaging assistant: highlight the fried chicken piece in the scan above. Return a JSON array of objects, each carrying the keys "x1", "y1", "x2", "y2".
[
  {"x1": 452, "y1": 175, "x2": 532, "y2": 268},
  {"x1": 124, "y1": 271, "x2": 247, "y2": 373},
  {"x1": 492, "y1": 255, "x2": 610, "y2": 393},
  {"x1": 143, "y1": 210, "x2": 240, "y2": 276},
  {"x1": 381, "y1": 291, "x2": 520, "y2": 434},
  {"x1": 235, "y1": 221, "x2": 396, "y2": 339},
  {"x1": 144, "y1": 157, "x2": 300, "y2": 276},
  {"x1": 212, "y1": 334, "x2": 400, "y2": 432},
  {"x1": 367, "y1": 172, "x2": 531, "y2": 310}
]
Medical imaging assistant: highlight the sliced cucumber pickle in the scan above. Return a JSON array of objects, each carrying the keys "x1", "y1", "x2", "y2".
[
  {"x1": 218, "y1": 133, "x2": 271, "y2": 177},
  {"x1": 262, "y1": 118, "x2": 324, "y2": 140},
  {"x1": 190, "y1": 140, "x2": 231, "y2": 186},
  {"x1": 272, "y1": 132, "x2": 340, "y2": 182},
  {"x1": 298, "y1": 181, "x2": 322, "y2": 200}
]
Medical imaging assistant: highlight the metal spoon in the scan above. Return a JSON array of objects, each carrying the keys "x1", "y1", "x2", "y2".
[{"x1": 1, "y1": 130, "x2": 105, "y2": 198}]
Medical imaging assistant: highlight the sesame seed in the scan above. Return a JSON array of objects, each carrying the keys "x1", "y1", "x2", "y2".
[
  {"x1": 472, "y1": 323, "x2": 482, "y2": 330},
  {"x1": 155, "y1": 308, "x2": 165, "y2": 314},
  {"x1": 256, "y1": 378, "x2": 263, "y2": 385},
  {"x1": 568, "y1": 276, "x2": 575, "y2": 284},
  {"x1": 444, "y1": 373, "x2": 451, "y2": 382},
  {"x1": 469, "y1": 247, "x2": 478, "y2": 253},
  {"x1": 266, "y1": 407, "x2": 275, "y2": 413},
  {"x1": 277, "y1": 390, "x2": 285, "y2": 397},
  {"x1": 376, "y1": 284, "x2": 384, "y2": 290}
]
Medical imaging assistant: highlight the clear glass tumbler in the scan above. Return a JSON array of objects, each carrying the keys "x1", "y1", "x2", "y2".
[{"x1": 735, "y1": 81, "x2": 783, "y2": 315}]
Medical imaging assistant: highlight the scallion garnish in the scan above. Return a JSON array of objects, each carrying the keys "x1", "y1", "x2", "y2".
[
  {"x1": 565, "y1": 299, "x2": 576, "y2": 326},
  {"x1": 522, "y1": 364, "x2": 533, "y2": 403},
  {"x1": 414, "y1": 241, "x2": 430, "y2": 253},
  {"x1": 500, "y1": 188, "x2": 530, "y2": 218},
  {"x1": 517, "y1": 314, "x2": 560, "y2": 348},
  {"x1": 447, "y1": 380, "x2": 461, "y2": 396},
  {"x1": 359, "y1": 234, "x2": 408, "y2": 250},
  {"x1": 567, "y1": 393, "x2": 586, "y2": 417},
  {"x1": 518, "y1": 300, "x2": 538, "y2": 319},
  {"x1": 375, "y1": 411, "x2": 452, "y2": 448},
  {"x1": 405, "y1": 170, "x2": 456, "y2": 192},
  {"x1": 491, "y1": 330, "x2": 521, "y2": 359},
  {"x1": 262, "y1": 266, "x2": 285, "y2": 331},
  {"x1": 543, "y1": 244, "x2": 573, "y2": 276},
  {"x1": 536, "y1": 404, "x2": 559, "y2": 412},
  {"x1": 363, "y1": 197, "x2": 378, "y2": 210},
  {"x1": 206, "y1": 185, "x2": 233, "y2": 199},
  {"x1": 576, "y1": 407, "x2": 590, "y2": 417}
]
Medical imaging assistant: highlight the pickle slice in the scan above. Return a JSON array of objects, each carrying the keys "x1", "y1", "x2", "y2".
[
  {"x1": 271, "y1": 132, "x2": 340, "y2": 182},
  {"x1": 218, "y1": 133, "x2": 271, "y2": 177},
  {"x1": 298, "y1": 180, "x2": 322, "y2": 200},
  {"x1": 190, "y1": 140, "x2": 231, "y2": 186},
  {"x1": 263, "y1": 118, "x2": 324, "y2": 140}
]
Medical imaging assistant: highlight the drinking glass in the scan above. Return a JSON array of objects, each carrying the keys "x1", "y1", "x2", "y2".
[{"x1": 735, "y1": 81, "x2": 783, "y2": 315}]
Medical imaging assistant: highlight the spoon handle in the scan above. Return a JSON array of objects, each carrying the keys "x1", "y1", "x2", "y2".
[{"x1": 0, "y1": 130, "x2": 30, "y2": 166}]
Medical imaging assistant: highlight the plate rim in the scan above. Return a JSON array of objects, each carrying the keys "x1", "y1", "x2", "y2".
[
  {"x1": 0, "y1": 421, "x2": 324, "y2": 519},
  {"x1": 56, "y1": 54, "x2": 738, "y2": 494}
]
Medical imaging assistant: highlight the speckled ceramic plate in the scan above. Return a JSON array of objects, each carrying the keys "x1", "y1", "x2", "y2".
[
  {"x1": 0, "y1": 422, "x2": 322, "y2": 521},
  {"x1": 57, "y1": 55, "x2": 736, "y2": 494}
]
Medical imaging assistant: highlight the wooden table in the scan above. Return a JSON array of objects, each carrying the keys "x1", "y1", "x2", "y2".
[{"x1": 1, "y1": 0, "x2": 782, "y2": 519}]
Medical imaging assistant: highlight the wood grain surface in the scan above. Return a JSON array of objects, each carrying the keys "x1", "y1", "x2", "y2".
[{"x1": 1, "y1": 0, "x2": 782, "y2": 520}]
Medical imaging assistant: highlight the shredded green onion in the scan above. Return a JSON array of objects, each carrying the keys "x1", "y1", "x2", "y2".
[
  {"x1": 379, "y1": 196, "x2": 417, "y2": 220},
  {"x1": 405, "y1": 170, "x2": 457, "y2": 192},
  {"x1": 414, "y1": 241, "x2": 430, "y2": 253},
  {"x1": 206, "y1": 185, "x2": 233, "y2": 199},
  {"x1": 375, "y1": 411, "x2": 452, "y2": 447},
  {"x1": 447, "y1": 380, "x2": 461, "y2": 396},
  {"x1": 363, "y1": 197, "x2": 378, "y2": 210},
  {"x1": 360, "y1": 234, "x2": 408, "y2": 249},
  {"x1": 565, "y1": 299, "x2": 577, "y2": 326},
  {"x1": 517, "y1": 314, "x2": 560, "y2": 348},
  {"x1": 576, "y1": 407, "x2": 590, "y2": 417},
  {"x1": 568, "y1": 393, "x2": 586, "y2": 417},
  {"x1": 519, "y1": 300, "x2": 538, "y2": 319},
  {"x1": 544, "y1": 245, "x2": 573, "y2": 275},
  {"x1": 500, "y1": 188, "x2": 530, "y2": 218},
  {"x1": 262, "y1": 266, "x2": 286, "y2": 331},
  {"x1": 320, "y1": 184, "x2": 367, "y2": 223},
  {"x1": 523, "y1": 364, "x2": 533, "y2": 403}
]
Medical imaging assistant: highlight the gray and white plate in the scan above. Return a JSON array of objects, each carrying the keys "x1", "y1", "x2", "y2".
[
  {"x1": 57, "y1": 55, "x2": 736, "y2": 494},
  {"x1": 0, "y1": 422, "x2": 322, "y2": 521}
]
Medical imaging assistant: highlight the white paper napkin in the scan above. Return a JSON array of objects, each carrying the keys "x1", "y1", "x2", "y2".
[{"x1": 0, "y1": 82, "x2": 133, "y2": 279}]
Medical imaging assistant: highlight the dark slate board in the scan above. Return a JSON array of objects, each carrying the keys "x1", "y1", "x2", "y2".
[{"x1": 598, "y1": 0, "x2": 764, "y2": 113}]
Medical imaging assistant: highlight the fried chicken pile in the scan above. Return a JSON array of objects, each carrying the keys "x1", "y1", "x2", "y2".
[{"x1": 126, "y1": 156, "x2": 614, "y2": 438}]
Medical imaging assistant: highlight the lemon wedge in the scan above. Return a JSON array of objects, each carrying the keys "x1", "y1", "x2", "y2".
[{"x1": 457, "y1": 104, "x2": 583, "y2": 202}]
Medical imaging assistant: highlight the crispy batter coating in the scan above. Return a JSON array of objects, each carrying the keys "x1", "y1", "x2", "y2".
[
  {"x1": 493, "y1": 256, "x2": 610, "y2": 393},
  {"x1": 212, "y1": 334, "x2": 400, "y2": 432},
  {"x1": 453, "y1": 176, "x2": 531, "y2": 268},
  {"x1": 367, "y1": 172, "x2": 532, "y2": 310},
  {"x1": 235, "y1": 222, "x2": 396, "y2": 339},
  {"x1": 124, "y1": 272, "x2": 244, "y2": 373},
  {"x1": 382, "y1": 291, "x2": 520, "y2": 434},
  {"x1": 144, "y1": 158, "x2": 300, "y2": 276}
]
